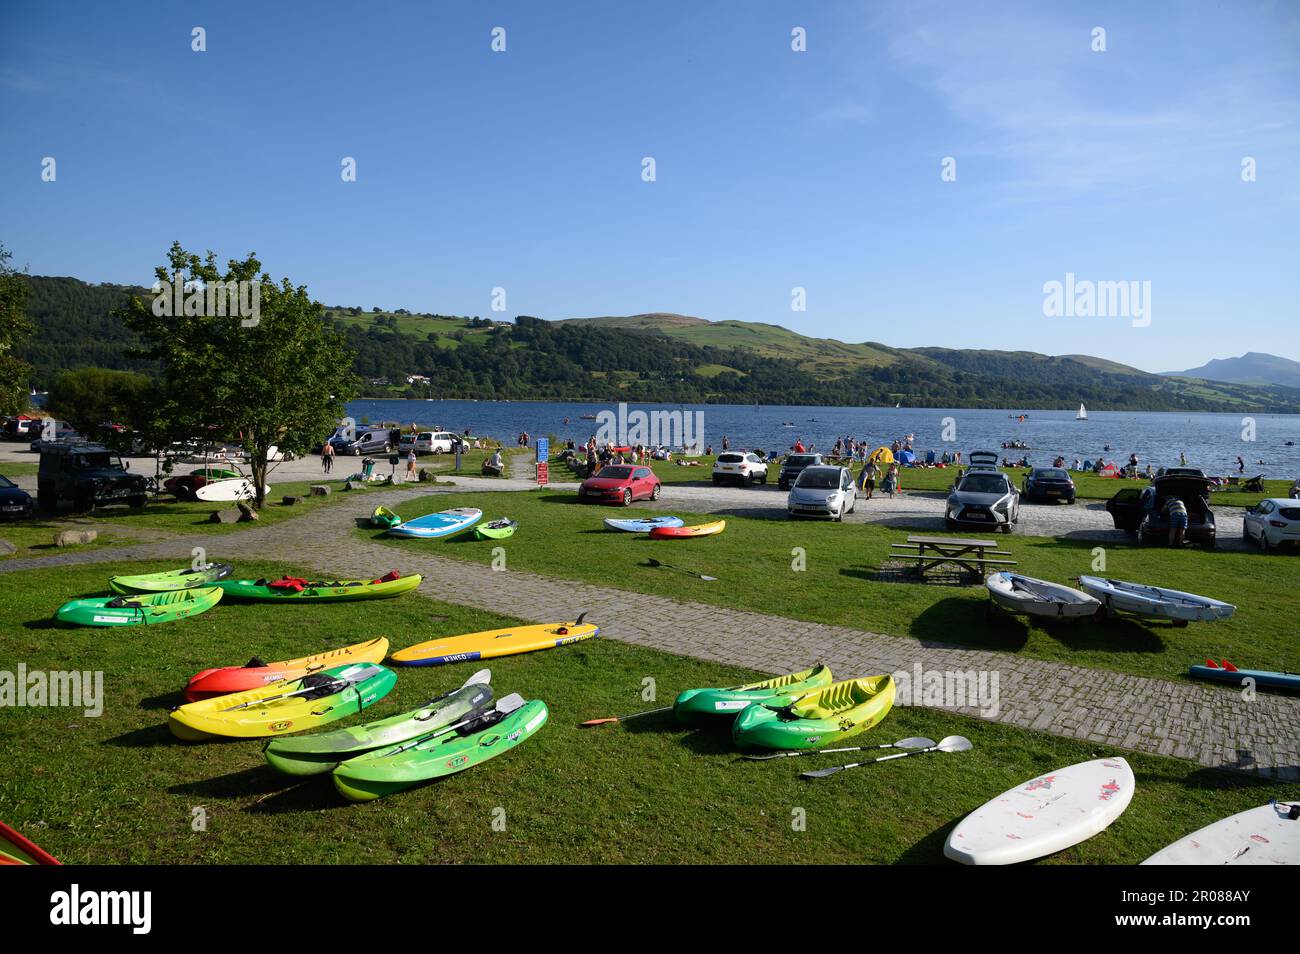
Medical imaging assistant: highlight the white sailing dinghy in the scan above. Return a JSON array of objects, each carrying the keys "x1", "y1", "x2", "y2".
[
  {"x1": 1077, "y1": 576, "x2": 1236, "y2": 622},
  {"x1": 1076, "y1": 402, "x2": 1087, "y2": 420},
  {"x1": 986, "y1": 572, "x2": 1100, "y2": 619}
]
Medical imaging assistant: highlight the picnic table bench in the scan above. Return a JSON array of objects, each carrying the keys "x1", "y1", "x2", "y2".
[{"x1": 888, "y1": 535, "x2": 1017, "y2": 581}]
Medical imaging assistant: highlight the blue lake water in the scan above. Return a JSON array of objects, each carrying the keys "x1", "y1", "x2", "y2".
[{"x1": 346, "y1": 399, "x2": 1300, "y2": 480}]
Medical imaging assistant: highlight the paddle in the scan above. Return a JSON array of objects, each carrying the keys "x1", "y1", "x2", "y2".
[
  {"x1": 646, "y1": 558, "x2": 717, "y2": 582},
  {"x1": 413, "y1": 668, "x2": 492, "y2": 720},
  {"x1": 800, "y1": 735, "x2": 972, "y2": 779},
  {"x1": 743, "y1": 737, "x2": 935, "y2": 761},
  {"x1": 217, "y1": 666, "x2": 376, "y2": 711},
  {"x1": 385, "y1": 693, "x2": 525, "y2": 757},
  {"x1": 579, "y1": 705, "x2": 674, "y2": 728}
]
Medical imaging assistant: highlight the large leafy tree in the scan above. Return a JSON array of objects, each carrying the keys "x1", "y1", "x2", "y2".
[
  {"x1": 0, "y1": 243, "x2": 34, "y2": 415},
  {"x1": 120, "y1": 242, "x2": 360, "y2": 506}
]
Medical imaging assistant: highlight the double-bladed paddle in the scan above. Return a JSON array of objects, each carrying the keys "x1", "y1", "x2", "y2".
[
  {"x1": 646, "y1": 558, "x2": 717, "y2": 582},
  {"x1": 413, "y1": 668, "x2": 492, "y2": 720},
  {"x1": 743, "y1": 737, "x2": 935, "y2": 761},
  {"x1": 800, "y1": 735, "x2": 973, "y2": 779},
  {"x1": 382, "y1": 692, "x2": 526, "y2": 758}
]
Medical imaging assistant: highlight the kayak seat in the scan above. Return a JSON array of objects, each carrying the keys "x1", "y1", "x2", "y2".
[
  {"x1": 751, "y1": 664, "x2": 824, "y2": 691},
  {"x1": 106, "y1": 597, "x2": 142, "y2": 609},
  {"x1": 791, "y1": 677, "x2": 889, "y2": 719}
]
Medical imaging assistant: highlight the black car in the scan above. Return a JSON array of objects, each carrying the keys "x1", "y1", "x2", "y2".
[
  {"x1": 777, "y1": 453, "x2": 823, "y2": 490},
  {"x1": 1022, "y1": 467, "x2": 1076, "y2": 504},
  {"x1": 37, "y1": 442, "x2": 148, "y2": 513},
  {"x1": 1106, "y1": 474, "x2": 1216, "y2": 548},
  {"x1": 0, "y1": 474, "x2": 33, "y2": 519}
]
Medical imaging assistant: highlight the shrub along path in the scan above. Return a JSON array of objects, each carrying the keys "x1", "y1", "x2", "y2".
[{"x1": 9, "y1": 485, "x2": 1297, "y2": 779}]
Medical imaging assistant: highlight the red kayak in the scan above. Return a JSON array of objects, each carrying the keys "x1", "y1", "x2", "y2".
[
  {"x1": 0, "y1": 820, "x2": 61, "y2": 865},
  {"x1": 649, "y1": 519, "x2": 726, "y2": 539},
  {"x1": 184, "y1": 637, "x2": 390, "y2": 701}
]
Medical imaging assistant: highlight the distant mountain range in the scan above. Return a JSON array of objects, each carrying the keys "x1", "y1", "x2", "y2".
[
  {"x1": 1163, "y1": 352, "x2": 1300, "y2": 390},
  {"x1": 15, "y1": 277, "x2": 1300, "y2": 412}
]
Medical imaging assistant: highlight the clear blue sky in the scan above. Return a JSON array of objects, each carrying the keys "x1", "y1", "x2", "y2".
[{"x1": 2, "y1": 1, "x2": 1297, "y2": 371}]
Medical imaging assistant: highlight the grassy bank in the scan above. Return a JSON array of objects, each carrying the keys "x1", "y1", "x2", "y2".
[
  {"x1": 359, "y1": 491, "x2": 1296, "y2": 681},
  {"x1": 1, "y1": 559, "x2": 1279, "y2": 865}
]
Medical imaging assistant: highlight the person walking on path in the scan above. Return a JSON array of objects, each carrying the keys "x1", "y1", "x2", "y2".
[
  {"x1": 405, "y1": 448, "x2": 418, "y2": 480},
  {"x1": 321, "y1": 441, "x2": 334, "y2": 474}
]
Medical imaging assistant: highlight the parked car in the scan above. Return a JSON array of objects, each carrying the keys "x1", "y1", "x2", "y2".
[
  {"x1": 3, "y1": 416, "x2": 41, "y2": 440},
  {"x1": 946, "y1": 469, "x2": 1020, "y2": 533},
  {"x1": 713, "y1": 451, "x2": 768, "y2": 486},
  {"x1": 0, "y1": 474, "x2": 33, "y2": 519},
  {"x1": 1106, "y1": 474, "x2": 1216, "y2": 548},
  {"x1": 578, "y1": 464, "x2": 662, "y2": 506},
  {"x1": 1022, "y1": 467, "x2": 1076, "y2": 504},
  {"x1": 29, "y1": 422, "x2": 82, "y2": 452},
  {"x1": 329, "y1": 428, "x2": 398, "y2": 456},
  {"x1": 37, "y1": 442, "x2": 148, "y2": 512},
  {"x1": 787, "y1": 465, "x2": 856, "y2": 521},
  {"x1": 399, "y1": 430, "x2": 459, "y2": 455},
  {"x1": 1243, "y1": 498, "x2": 1300, "y2": 553},
  {"x1": 964, "y1": 449, "x2": 1002, "y2": 473},
  {"x1": 777, "y1": 453, "x2": 823, "y2": 491}
]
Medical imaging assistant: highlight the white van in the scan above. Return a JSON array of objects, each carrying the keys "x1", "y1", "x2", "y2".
[{"x1": 398, "y1": 431, "x2": 458, "y2": 455}]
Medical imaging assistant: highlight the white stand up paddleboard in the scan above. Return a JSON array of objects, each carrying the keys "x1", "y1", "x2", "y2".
[
  {"x1": 945, "y1": 757, "x2": 1135, "y2": 864},
  {"x1": 194, "y1": 478, "x2": 269, "y2": 502},
  {"x1": 1141, "y1": 801, "x2": 1300, "y2": 865}
]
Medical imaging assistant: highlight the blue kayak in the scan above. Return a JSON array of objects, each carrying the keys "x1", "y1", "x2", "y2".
[
  {"x1": 603, "y1": 516, "x2": 686, "y2": 533},
  {"x1": 387, "y1": 508, "x2": 482, "y2": 539},
  {"x1": 1189, "y1": 662, "x2": 1300, "y2": 692}
]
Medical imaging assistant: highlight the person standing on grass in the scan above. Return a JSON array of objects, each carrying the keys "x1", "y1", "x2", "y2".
[
  {"x1": 1165, "y1": 496, "x2": 1188, "y2": 546},
  {"x1": 321, "y1": 440, "x2": 334, "y2": 474}
]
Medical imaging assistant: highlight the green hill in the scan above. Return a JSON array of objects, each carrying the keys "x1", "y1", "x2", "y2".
[{"x1": 15, "y1": 275, "x2": 1300, "y2": 412}]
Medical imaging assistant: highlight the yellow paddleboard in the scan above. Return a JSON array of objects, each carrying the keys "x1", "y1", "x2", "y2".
[{"x1": 391, "y1": 617, "x2": 598, "y2": 667}]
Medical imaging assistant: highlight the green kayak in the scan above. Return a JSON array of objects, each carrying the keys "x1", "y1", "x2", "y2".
[
  {"x1": 56, "y1": 586, "x2": 223, "y2": 627},
  {"x1": 264, "y1": 673, "x2": 495, "y2": 776},
  {"x1": 473, "y1": 517, "x2": 518, "y2": 540},
  {"x1": 109, "y1": 562, "x2": 234, "y2": 594},
  {"x1": 333, "y1": 698, "x2": 548, "y2": 801},
  {"x1": 371, "y1": 505, "x2": 402, "y2": 529},
  {"x1": 731, "y1": 676, "x2": 895, "y2": 750},
  {"x1": 674, "y1": 664, "x2": 833, "y2": 721},
  {"x1": 217, "y1": 573, "x2": 422, "y2": 601},
  {"x1": 192, "y1": 467, "x2": 240, "y2": 479}
]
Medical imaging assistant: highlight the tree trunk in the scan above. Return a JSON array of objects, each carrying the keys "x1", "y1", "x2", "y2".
[{"x1": 250, "y1": 441, "x2": 268, "y2": 509}]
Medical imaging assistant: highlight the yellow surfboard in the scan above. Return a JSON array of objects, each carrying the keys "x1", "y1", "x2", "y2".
[{"x1": 391, "y1": 616, "x2": 598, "y2": 668}]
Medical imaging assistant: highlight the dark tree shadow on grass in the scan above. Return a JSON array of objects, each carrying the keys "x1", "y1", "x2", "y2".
[{"x1": 908, "y1": 598, "x2": 1031, "y2": 653}]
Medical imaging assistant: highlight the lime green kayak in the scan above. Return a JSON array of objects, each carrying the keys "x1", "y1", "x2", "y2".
[
  {"x1": 473, "y1": 518, "x2": 517, "y2": 540},
  {"x1": 333, "y1": 698, "x2": 548, "y2": 801},
  {"x1": 217, "y1": 572, "x2": 421, "y2": 601},
  {"x1": 674, "y1": 664, "x2": 833, "y2": 721},
  {"x1": 371, "y1": 505, "x2": 402, "y2": 529},
  {"x1": 264, "y1": 674, "x2": 494, "y2": 775},
  {"x1": 192, "y1": 467, "x2": 240, "y2": 479},
  {"x1": 56, "y1": 586, "x2": 223, "y2": 627},
  {"x1": 109, "y1": 562, "x2": 234, "y2": 594},
  {"x1": 731, "y1": 676, "x2": 895, "y2": 750}
]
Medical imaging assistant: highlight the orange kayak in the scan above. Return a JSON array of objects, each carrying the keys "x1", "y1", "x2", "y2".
[
  {"x1": 650, "y1": 520, "x2": 725, "y2": 539},
  {"x1": 0, "y1": 820, "x2": 61, "y2": 865},
  {"x1": 184, "y1": 637, "x2": 390, "y2": 701}
]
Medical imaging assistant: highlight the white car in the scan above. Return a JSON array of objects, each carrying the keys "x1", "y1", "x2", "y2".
[
  {"x1": 399, "y1": 431, "x2": 459, "y2": 455},
  {"x1": 788, "y1": 465, "x2": 856, "y2": 520},
  {"x1": 1243, "y1": 498, "x2": 1300, "y2": 553},
  {"x1": 712, "y1": 451, "x2": 768, "y2": 486}
]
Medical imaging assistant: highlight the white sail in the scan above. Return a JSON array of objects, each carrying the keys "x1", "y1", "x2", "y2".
[{"x1": 1076, "y1": 402, "x2": 1088, "y2": 420}]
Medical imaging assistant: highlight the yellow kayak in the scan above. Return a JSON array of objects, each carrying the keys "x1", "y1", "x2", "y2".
[
  {"x1": 649, "y1": 520, "x2": 726, "y2": 539},
  {"x1": 168, "y1": 663, "x2": 397, "y2": 741},
  {"x1": 391, "y1": 615, "x2": 598, "y2": 667}
]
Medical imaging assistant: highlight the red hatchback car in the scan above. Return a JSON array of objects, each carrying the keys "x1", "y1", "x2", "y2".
[{"x1": 578, "y1": 464, "x2": 662, "y2": 506}]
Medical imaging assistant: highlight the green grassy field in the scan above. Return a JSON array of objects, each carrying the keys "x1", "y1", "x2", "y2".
[
  {"x1": 0, "y1": 460, "x2": 38, "y2": 477},
  {"x1": 1, "y1": 559, "x2": 1278, "y2": 865},
  {"x1": 359, "y1": 491, "x2": 1299, "y2": 681}
]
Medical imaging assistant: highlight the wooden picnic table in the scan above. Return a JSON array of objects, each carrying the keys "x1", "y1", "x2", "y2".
[{"x1": 888, "y1": 535, "x2": 1017, "y2": 580}]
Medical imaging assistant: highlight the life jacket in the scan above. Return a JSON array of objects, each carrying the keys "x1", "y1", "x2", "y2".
[{"x1": 268, "y1": 577, "x2": 308, "y2": 592}]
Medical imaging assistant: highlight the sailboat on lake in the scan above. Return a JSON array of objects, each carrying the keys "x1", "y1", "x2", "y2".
[{"x1": 1076, "y1": 402, "x2": 1088, "y2": 421}]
